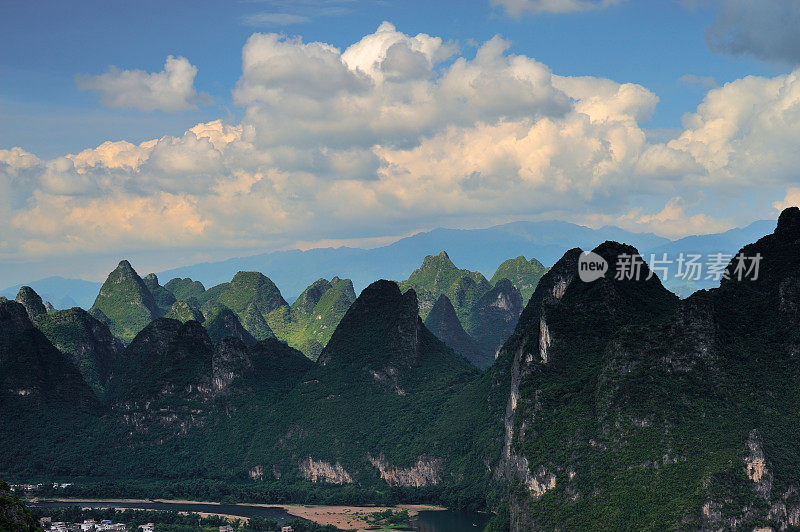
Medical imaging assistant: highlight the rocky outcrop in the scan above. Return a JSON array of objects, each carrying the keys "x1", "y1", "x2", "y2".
[
  {"x1": 298, "y1": 457, "x2": 353, "y2": 484},
  {"x1": 368, "y1": 454, "x2": 442, "y2": 487},
  {"x1": 15, "y1": 286, "x2": 46, "y2": 321}
]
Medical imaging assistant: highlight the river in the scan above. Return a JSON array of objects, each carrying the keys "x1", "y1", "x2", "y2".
[{"x1": 30, "y1": 500, "x2": 491, "y2": 531}]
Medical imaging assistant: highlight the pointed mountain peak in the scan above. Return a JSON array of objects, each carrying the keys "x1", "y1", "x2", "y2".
[
  {"x1": 419, "y1": 251, "x2": 455, "y2": 271},
  {"x1": 776, "y1": 206, "x2": 800, "y2": 239},
  {"x1": 91, "y1": 260, "x2": 160, "y2": 342},
  {"x1": 15, "y1": 286, "x2": 46, "y2": 320},
  {"x1": 318, "y1": 279, "x2": 420, "y2": 366},
  {"x1": 143, "y1": 273, "x2": 159, "y2": 283},
  {"x1": 203, "y1": 303, "x2": 258, "y2": 346},
  {"x1": 116, "y1": 259, "x2": 136, "y2": 275},
  {"x1": 425, "y1": 295, "x2": 484, "y2": 368},
  {"x1": 429, "y1": 293, "x2": 456, "y2": 316},
  {"x1": 223, "y1": 271, "x2": 287, "y2": 314}
]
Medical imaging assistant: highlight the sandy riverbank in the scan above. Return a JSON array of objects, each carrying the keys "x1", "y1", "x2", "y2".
[{"x1": 38, "y1": 498, "x2": 446, "y2": 531}]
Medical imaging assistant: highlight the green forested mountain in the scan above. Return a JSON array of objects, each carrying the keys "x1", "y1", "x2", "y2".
[
  {"x1": 199, "y1": 273, "x2": 356, "y2": 360},
  {"x1": 464, "y1": 279, "x2": 524, "y2": 368},
  {"x1": 490, "y1": 256, "x2": 548, "y2": 303},
  {"x1": 165, "y1": 298, "x2": 205, "y2": 323},
  {"x1": 488, "y1": 208, "x2": 800, "y2": 530},
  {"x1": 3, "y1": 211, "x2": 800, "y2": 531},
  {"x1": 89, "y1": 260, "x2": 160, "y2": 342},
  {"x1": 164, "y1": 277, "x2": 206, "y2": 301},
  {"x1": 398, "y1": 251, "x2": 492, "y2": 322},
  {"x1": 14, "y1": 286, "x2": 47, "y2": 321},
  {"x1": 0, "y1": 300, "x2": 100, "y2": 478},
  {"x1": 84, "y1": 265, "x2": 356, "y2": 359},
  {"x1": 202, "y1": 302, "x2": 258, "y2": 346},
  {"x1": 400, "y1": 252, "x2": 524, "y2": 369}
]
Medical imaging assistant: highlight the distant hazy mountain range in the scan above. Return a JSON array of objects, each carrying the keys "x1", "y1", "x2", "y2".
[{"x1": 0, "y1": 219, "x2": 777, "y2": 308}]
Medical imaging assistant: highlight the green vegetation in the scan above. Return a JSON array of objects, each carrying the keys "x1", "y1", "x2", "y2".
[
  {"x1": 362, "y1": 508, "x2": 412, "y2": 530},
  {"x1": 0, "y1": 480, "x2": 42, "y2": 531},
  {"x1": 90, "y1": 260, "x2": 160, "y2": 342},
  {"x1": 423, "y1": 295, "x2": 483, "y2": 368},
  {"x1": 490, "y1": 255, "x2": 547, "y2": 303},
  {"x1": 462, "y1": 279, "x2": 523, "y2": 368},
  {"x1": 32, "y1": 506, "x2": 336, "y2": 532},
  {"x1": 200, "y1": 273, "x2": 355, "y2": 359},
  {"x1": 202, "y1": 302, "x2": 258, "y2": 346},
  {"x1": 5, "y1": 212, "x2": 800, "y2": 529},
  {"x1": 164, "y1": 277, "x2": 206, "y2": 301},
  {"x1": 165, "y1": 299, "x2": 205, "y2": 323}
]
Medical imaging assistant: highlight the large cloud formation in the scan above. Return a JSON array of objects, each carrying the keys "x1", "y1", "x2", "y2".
[
  {"x1": 2, "y1": 22, "x2": 799, "y2": 266},
  {"x1": 77, "y1": 55, "x2": 207, "y2": 112}
]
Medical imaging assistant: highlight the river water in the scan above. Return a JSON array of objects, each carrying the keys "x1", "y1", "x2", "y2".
[{"x1": 30, "y1": 500, "x2": 490, "y2": 531}]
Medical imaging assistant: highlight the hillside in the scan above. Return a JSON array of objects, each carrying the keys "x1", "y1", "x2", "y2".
[
  {"x1": 0, "y1": 300, "x2": 100, "y2": 478},
  {"x1": 33, "y1": 305, "x2": 123, "y2": 396},
  {"x1": 488, "y1": 210, "x2": 800, "y2": 530}
]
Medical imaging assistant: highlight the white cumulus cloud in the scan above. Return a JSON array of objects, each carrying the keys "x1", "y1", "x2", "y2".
[
  {"x1": 77, "y1": 55, "x2": 208, "y2": 112},
  {"x1": 3, "y1": 22, "x2": 800, "y2": 270}
]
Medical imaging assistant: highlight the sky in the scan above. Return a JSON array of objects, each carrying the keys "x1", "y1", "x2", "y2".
[{"x1": 1, "y1": 0, "x2": 800, "y2": 285}]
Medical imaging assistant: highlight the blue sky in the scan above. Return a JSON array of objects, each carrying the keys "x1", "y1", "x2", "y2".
[
  {"x1": 0, "y1": 0, "x2": 779, "y2": 155},
  {"x1": 1, "y1": 0, "x2": 799, "y2": 285}
]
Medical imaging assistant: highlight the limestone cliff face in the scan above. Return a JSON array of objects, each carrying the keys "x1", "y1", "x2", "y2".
[
  {"x1": 496, "y1": 248, "x2": 581, "y2": 492},
  {"x1": 368, "y1": 454, "x2": 442, "y2": 487},
  {"x1": 299, "y1": 457, "x2": 353, "y2": 484}
]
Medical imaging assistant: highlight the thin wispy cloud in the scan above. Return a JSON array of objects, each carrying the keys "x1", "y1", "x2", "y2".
[
  {"x1": 243, "y1": 0, "x2": 357, "y2": 27},
  {"x1": 679, "y1": 74, "x2": 717, "y2": 89},
  {"x1": 243, "y1": 12, "x2": 311, "y2": 27},
  {"x1": 492, "y1": 0, "x2": 625, "y2": 17}
]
